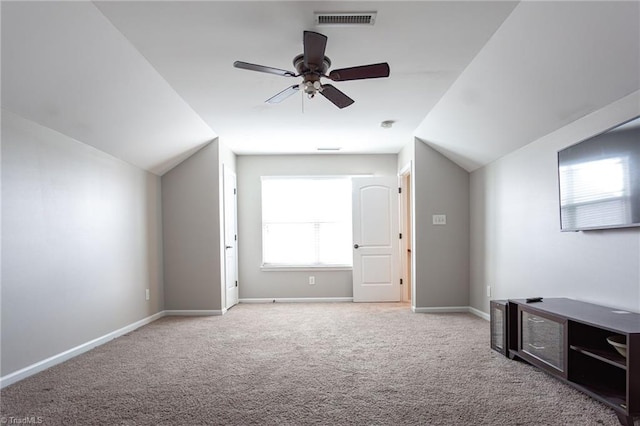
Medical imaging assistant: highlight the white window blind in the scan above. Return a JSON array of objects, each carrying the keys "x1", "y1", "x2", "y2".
[{"x1": 261, "y1": 177, "x2": 352, "y2": 267}]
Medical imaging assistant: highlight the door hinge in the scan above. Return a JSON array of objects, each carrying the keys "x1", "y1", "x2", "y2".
[
  {"x1": 235, "y1": 234, "x2": 237, "y2": 241},
  {"x1": 234, "y1": 188, "x2": 237, "y2": 195},
  {"x1": 235, "y1": 280, "x2": 238, "y2": 287},
  {"x1": 398, "y1": 187, "x2": 402, "y2": 194},
  {"x1": 399, "y1": 233, "x2": 402, "y2": 239},
  {"x1": 400, "y1": 278, "x2": 403, "y2": 285}
]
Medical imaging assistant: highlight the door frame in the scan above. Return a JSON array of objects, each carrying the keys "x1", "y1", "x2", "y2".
[
  {"x1": 223, "y1": 165, "x2": 239, "y2": 310},
  {"x1": 399, "y1": 162, "x2": 414, "y2": 306}
]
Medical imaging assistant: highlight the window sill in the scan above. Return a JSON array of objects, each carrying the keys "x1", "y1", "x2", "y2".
[{"x1": 261, "y1": 265, "x2": 352, "y2": 272}]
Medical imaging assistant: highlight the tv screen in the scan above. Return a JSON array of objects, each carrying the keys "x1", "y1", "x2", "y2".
[{"x1": 558, "y1": 116, "x2": 640, "y2": 231}]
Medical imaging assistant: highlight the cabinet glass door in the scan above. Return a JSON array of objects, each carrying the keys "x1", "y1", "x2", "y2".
[
  {"x1": 521, "y1": 310, "x2": 565, "y2": 371},
  {"x1": 491, "y1": 305, "x2": 504, "y2": 351}
]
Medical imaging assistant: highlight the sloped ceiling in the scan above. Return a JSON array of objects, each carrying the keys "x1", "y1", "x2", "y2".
[
  {"x1": 414, "y1": 1, "x2": 640, "y2": 171},
  {"x1": 2, "y1": 1, "x2": 638, "y2": 175}
]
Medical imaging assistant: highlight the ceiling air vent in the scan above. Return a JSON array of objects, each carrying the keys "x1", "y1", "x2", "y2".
[{"x1": 315, "y1": 12, "x2": 377, "y2": 27}]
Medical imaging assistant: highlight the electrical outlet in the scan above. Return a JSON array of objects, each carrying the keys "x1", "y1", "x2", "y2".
[
  {"x1": 309, "y1": 276, "x2": 315, "y2": 285},
  {"x1": 432, "y1": 214, "x2": 447, "y2": 225},
  {"x1": 487, "y1": 286, "x2": 491, "y2": 298},
  {"x1": 145, "y1": 289, "x2": 150, "y2": 301}
]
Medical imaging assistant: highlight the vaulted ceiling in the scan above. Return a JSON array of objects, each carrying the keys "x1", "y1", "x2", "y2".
[{"x1": 2, "y1": 1, "x2": 639, "y2": 175}]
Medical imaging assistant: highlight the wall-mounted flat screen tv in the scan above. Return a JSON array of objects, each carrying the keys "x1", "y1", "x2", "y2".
[{"x1": 558, "y1": 116, "x2": 640, "y2": 231}]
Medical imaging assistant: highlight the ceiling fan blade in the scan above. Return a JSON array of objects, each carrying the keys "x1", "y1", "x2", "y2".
[
  {"x1": 234, "y1": 61, "x2": 296, "y2": 77},
  {"x1": 266, "y1": 85, "x2": 300, "y2": 104},
  {"x1": 303, "y1": 31, "x2": 327, "y2": 70},
  {"x1": 320, "y1": 84, "x2": 354, "y2": 109},
  {"x1": 328, "y1": 63, "x2": 390, "y2": 81}
]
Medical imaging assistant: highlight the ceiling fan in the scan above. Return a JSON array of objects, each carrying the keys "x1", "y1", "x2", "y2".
[{"x1": 233, "y1": 31, "x2": 390, "y2": 109}]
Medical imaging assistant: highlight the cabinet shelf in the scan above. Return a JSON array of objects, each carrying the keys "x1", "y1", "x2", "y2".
[
  {"x1": 570, "y1": 375, "x2": 626, "y2": 409},
  {"x1": 570, "y1": 345, "x2": 626, "y2": 370}
]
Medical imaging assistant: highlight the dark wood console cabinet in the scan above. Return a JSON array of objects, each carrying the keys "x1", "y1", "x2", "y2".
[{"x1": 507, "y1": 298, "x2": 640, "y2": 426}]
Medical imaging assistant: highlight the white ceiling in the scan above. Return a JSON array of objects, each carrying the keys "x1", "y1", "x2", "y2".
[{"x1": 2, "y1": 1, "x2": 639, "y2": 175}]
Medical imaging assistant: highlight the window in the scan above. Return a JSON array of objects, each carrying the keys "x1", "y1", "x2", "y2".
[{"x1": 261, "y1": 176, "x2": 352, "y2": 268}]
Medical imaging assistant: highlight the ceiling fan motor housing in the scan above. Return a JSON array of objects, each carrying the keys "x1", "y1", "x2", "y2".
[
  {"x1": 293, "y1": 54, "x2": 331, "y2": 96},
  {"x1": 293, "y1": 54, "x2": 331, "y2": 79}
]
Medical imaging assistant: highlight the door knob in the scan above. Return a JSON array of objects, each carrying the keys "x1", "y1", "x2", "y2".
[{"x1": 353, "y1": 244, "x2": 359, "y2": 249}]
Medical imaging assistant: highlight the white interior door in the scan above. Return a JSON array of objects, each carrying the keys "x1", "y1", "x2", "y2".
[
  {"x1": 352, "y1": 176, "x2": 400, "y2": 302},
  {"x1": 223, "y1": 166, "x2": 238, "y2": 309}
]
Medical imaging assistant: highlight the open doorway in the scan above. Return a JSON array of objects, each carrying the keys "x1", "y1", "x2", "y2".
[{"x1": 399, "y1": 163, "x2": 412, "y2": 304}]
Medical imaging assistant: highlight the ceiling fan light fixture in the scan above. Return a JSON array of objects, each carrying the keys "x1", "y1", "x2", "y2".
[{"x1": 303, "y1": 81, "x2": 322, "y2": 98}]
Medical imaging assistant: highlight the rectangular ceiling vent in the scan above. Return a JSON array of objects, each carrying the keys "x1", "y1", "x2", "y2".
[{"x1": 315, "y1": 12, "x2": 377, "y2": 27}]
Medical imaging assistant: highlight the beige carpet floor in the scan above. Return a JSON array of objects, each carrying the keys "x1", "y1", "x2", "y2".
[{"x1": 0, "y1": 302, "x2": 633, "y2": 425}]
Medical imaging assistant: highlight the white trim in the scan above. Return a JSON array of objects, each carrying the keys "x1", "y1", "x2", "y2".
[
  {"x1": 412, "y1": 306, "x2": 489, "y2": 320},
  {"x1": 413, "y1": 306, "x2": 470, "y2": 314},
  {"x1": 260, "y1": 266, "x2": 352, "y2": 272},
  {"x1": 239, "y1": 297, "x2": 353, "y2": 304},
  {"x1": 398, "y1": 163, "x2": 412, "y2": 304},
  {"x1": 164, "y1": 310, "x2": 225, "y2": 316},
  {"x1": 399, "y1": 162, "x2": 412, "y2": 177},
  {"x1": 468, "y1": 306, "x2": 490, "y2": 321},
  {"x1": 0, "y1": 311, "x2": 165, "y2": 389}
]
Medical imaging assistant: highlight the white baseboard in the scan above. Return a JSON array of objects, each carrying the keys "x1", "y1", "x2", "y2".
[
  {"x1": 0, "y1": 311, "x2": 165, "y2": 389},
  {"x1": 240, "y1": 300, "x2": 488, "y2": 320},
  {"x1": 164, "y1": 310, "x2": 225, "y2": 316},
  {"x1": 412, "y1": 305, "x2": 490, "y2": 321},
  {"x1": 468, "y1": 306, "x2": 490, "y2": 321},
  {"x1": 239, "y1": 297, "x2": 353, "y2": 304},
  {"x1": 413, "y1": 305, "x2": 469, "y2": 314}
]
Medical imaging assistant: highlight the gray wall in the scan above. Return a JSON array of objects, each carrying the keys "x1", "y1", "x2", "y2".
[
  {"x1": 470, "y1": 91, "x2": 640, "y2": 314},
  {"x1": 236, "y1": 154, "x2": 397, "y2": 299},
  {"x1": 162, "y1": 141, "x2": 221, "y2": 311},
  {"x1": 412, "y1": 139, "x2": 470, "y2": 308},
  {"x1": 1, "y1": 110, "x2": 163, "y2": 376}
]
